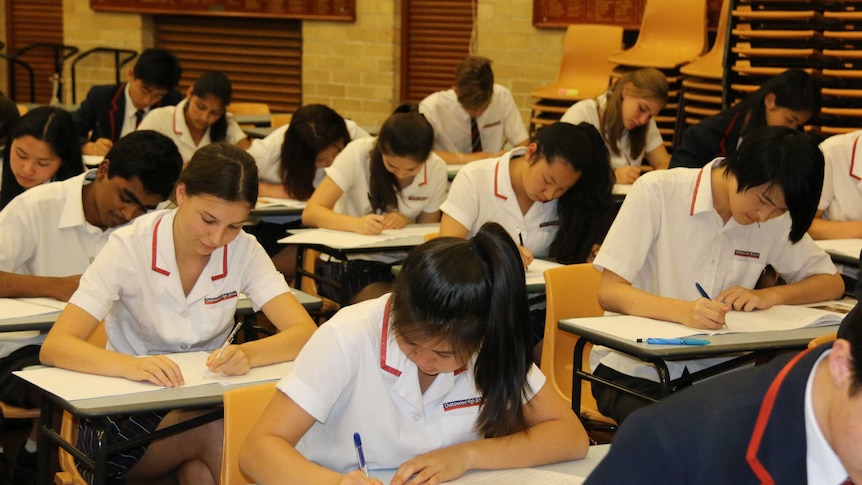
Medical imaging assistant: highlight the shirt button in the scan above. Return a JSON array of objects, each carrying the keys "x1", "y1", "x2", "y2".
[
  {"x1": 180, "y1": 344, "x2": 189, "y2": 350},
  {"x1": 413, "y1": 414, "x2": 421, "y2": 422}
]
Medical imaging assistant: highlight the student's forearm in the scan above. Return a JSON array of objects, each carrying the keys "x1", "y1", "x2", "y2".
[
  {"x1": 258, "y1": 182, "x2": 293, "y2": 199},
  {"x1": 241, "y1": 435, "x2": 344, "y2": 485},
  {"x1": 808, "y1": 218, "x2": 862, "y2": 240},
  {"x1": 598, "y1": 281, "x2": 693, "y2": 325},
  {"x1": 301, "y1": 204, "x2": 360, "y2": 232},
  {"x1": 0, "y1": 271, "x2": 80, "y2": 301},
  {"x1": 757, "y1": 272, "x2": 845, "y2": 306},
  {"x1": 239, "y1": 324, "x2": 315, "y2": 368}
]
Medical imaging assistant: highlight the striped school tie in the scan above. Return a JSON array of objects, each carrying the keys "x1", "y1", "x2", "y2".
[
  {"x1": 135, "y1": 109, "x2": 145, "y2": 128},
  {"x1": 470, "y1": 117, "x2": 482, "y2": 153}
]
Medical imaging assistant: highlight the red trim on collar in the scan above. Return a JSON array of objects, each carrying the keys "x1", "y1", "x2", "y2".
[
  {"x1": 211, "y1": 247, "x2": 228, "y2": 281},
  {"x1": 172, "y1": 104, "x2": 184, "y2": 135},
  {"x1": 849, "y1": 135, "x2": 861, "y2": 181},
  {"x1": 418, "y1": 163, "x2": 428, "y2": 187},
  {"x1": 690, "y1": 166, "x2": 706, "y2": 216},
  {"x1": 745, "y1": 347, "x2": 812, "y2": 484},
  {"x1": 151, "y1": 217, "x2": 170, "y2": 276},
  {"x1": 379, "y1": 298, "x2": 402, "y2": 377},
  {"x1": 718, "y1": 112, "x2": 741, "y2": 157},
  {"x1": 493, "y1": 160, "x2": 507, "y2": 200},
  {"x1": 108, "y1": 84, "x2": 124, "y2": 140}
]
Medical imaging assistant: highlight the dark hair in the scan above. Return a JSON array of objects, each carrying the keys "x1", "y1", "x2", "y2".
[
  {"x1": 730, "y1": 69, "x2": 820, "y2": 135},
  {"x1": 723, "y1": 126, "x2": 823, "y2": 243},
  {"x1": 279, "y1": 104, "x2": 351, "y2": 201},
  {"x1": 177, "y1": 143, "x2": 258, "y2": 206},
  {"x1": 1, "y1": 106, "x2": 83, "y2": 210},
  {"x1": 537, "y1": 122, "x2": 614, "y2": 263},
  {"x1": 455, "y1": 56, "x2": 495, "y2": 109},
  {"x1": 368, "y1": 103, "x2": 434, "y2": 213},
  {"x1": 390, "y1": 222, "x2": 532, "y2": 438},
  {"x1": 133, "y1": 48, "x2": 182, "y2": 91},
  {"x1": 0, "y1": 93, "x2": 20, "y2": 152},
  {"x1": 837, "y1": 303, "x2": 862, "y2": 396},
  {"x1": 187, "y1": 71, "x2": 232, "y2": 143},
  {"x1": 105, "y1": 130, "x2": 183, "y2": 200},
  {"x1": 600, "y1": 68, "x2": 668, "y2": 158}
]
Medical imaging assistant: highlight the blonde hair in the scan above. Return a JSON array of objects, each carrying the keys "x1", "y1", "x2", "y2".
[{"x1": 600, "y1": 68, "x2": 668, "y2": 158}]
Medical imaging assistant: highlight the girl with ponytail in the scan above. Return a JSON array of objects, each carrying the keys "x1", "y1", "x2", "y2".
[{"x1": 241, "y1": 222, "x2": 588, "y2": 485}]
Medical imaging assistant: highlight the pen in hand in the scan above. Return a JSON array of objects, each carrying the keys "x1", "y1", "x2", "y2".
[
  {"x1": 695, "y1": 282, "x2": 711, "y2": 300},
  {"x1": 354, "y1": 432, "x2": 369, "y2": 477},
  {"x1": 202, "y1": 321, "x2": 243, "y2": 380}
]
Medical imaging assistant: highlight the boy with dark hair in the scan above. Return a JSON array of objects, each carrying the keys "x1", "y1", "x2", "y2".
[
  {"x1": 591, "y1": 126, "x2": 844, "y2": 423},
  {"x1": 419, "y1": 56, "x2": 528, "y2": 165},
  {"x1": 74, "y1": 48, "x2": 183, "y2": 156}
]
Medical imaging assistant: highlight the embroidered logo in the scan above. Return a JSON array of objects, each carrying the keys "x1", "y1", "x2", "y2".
[
  {"x1": 734, "y1": 250, "x2": 760, "y2": 259},
  {"x1": 407, "y1": 195, "x2": 428, "y2": 201},
  {"x1": 539, "y1": 220, "x2": 560, "y2": 228},
  {"x1": 204, "y1": 291, "x2": 238, "y2": 305},
  {"x1": 443, "y1": 397, "x2": 483, "y2": 411}
]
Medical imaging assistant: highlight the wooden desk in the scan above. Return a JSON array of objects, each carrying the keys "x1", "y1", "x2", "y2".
[
  {"x1": 234, "y1": 114, "x2": 272, "y2": 127},
  {"x1": 244, "y1": 126, "x2": 274, "y2": 139},
  {"x1": 559, "y1": 317, "x2": 839, "y2": 417},
  {"x1": 816, "y1": 239, "x2": 861, "y2": 267}
]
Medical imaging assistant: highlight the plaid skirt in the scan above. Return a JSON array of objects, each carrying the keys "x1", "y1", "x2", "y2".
[{"x1": 76, "y1": 411, "x2": 166, "y2": 483}]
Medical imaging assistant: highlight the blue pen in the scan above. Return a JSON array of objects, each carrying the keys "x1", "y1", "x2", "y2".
[
  {"x1": 353, "y1": 432, "x2": 368, "y2": 477},
  {"x1": 638, "y1": 338, "x2": 711, "y2": 346},
  {"x1": 695, "y1": 282, "x2": 711, "y2": 300}
]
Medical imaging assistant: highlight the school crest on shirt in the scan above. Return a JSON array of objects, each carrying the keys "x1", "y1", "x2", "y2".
[
  {"x1": 442, "y1": 397, "x2": 483, "y2": 411},
  {"x1": 204, "y1": 290, "x2": 238, "y2": 305},
  {"x1": 733, "y1": 249, "x2": 761, "y2": 260}
]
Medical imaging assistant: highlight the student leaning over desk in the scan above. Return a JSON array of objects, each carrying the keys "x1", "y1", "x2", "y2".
[
  {"x1": 809, "y1": 129, "x2": 862, "y2": 240},
  {"x1": 240, "y1": 223, "x2": 589, "y2": 485},
  {"x1": 592, "y1": 126, "x2": 845, "y2": 425},
  {"x1": 41, "y1": 144, "x2": 317, "y2": 485}
]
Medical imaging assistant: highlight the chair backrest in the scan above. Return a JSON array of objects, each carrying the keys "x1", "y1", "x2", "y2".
[
  {"x1": 555, "y1": 24, "x2": 623, "y2": 98},
  {"x1": 227, "y1": 102, "x2": 271, "y2": 116},
  {"x1": 221, "y1": 382, "x2": 278, "y2": 485},
  {"x1": 270, "y1": 113, "x2": 292, "y2": 129},
  {"x1": 635, "y1": 0, "x2": 708, "y2": 60},
  {"x1": 680, "y1": 0, "x2": 731, "y2": 78},
  {"x1": 808, "y1": 332, "x2": 838, "y2": 349}
]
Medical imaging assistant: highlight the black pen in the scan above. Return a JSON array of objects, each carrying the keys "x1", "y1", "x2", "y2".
[{"x1": 518, "y1": 232, "x2": 524, "y2": 246}]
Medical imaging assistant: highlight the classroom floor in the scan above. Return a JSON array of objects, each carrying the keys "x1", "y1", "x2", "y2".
[{"x1": 0, "y1": 417, "x2": 31, "y2": 485}]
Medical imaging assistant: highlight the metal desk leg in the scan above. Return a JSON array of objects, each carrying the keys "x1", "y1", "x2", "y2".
[
  {"x1": 571, "y1": 338, "x2": 589, "y2": 419},
  {"x1": 37, "y1": 397, "x2": 53, "y2": 484}
]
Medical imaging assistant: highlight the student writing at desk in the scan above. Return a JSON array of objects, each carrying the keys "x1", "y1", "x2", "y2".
[
  {"x1": 592, "y1": 126, "x2": 845, "y2": 424},
  {"x1": 419, "y1": 56, "x2": 529, "y2": 165},
  {"x1": 1, "y1": 106, "x2": 83, "y2": 211},
  {"x1": 302, "y1": 104, "x2": 448, "y2": 303},
  {"x1": 561, "y1": 68, "x2": 670, "y2": 184},
  {"x1": 240, "y1": 224, "x2": 588, "y2": 485},
  {"x1": 810, "y1": 129, "x2": 862, "y2": 240},
  {"x1": 0, "y1": 130, "x2": 182, "y2": 482},
  {"x1": 73, "y1": 48, "x2": 183, "y2": 156},
  {"x1": 586, "y1": 303, "x2": 862, "y2": 484},
  {"x1": 40, "y1": 144, "x2": 317, "y2": 485}
]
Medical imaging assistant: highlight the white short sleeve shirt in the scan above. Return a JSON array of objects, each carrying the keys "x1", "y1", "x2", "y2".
[
  {"x1": 419, "y1": 84, "x2": 529, "y2": 154},
  {"x1": 137, "y1": 98, "x2": 246, "y2": 163},
  {"x1": 324, "y1": 137, "x2": 448, "y2": 220},
  {"x1": 818, "y1": 130, "x2": 862, "y2": 221},
  {"x1": 440, "y1": 149, "x2": 560, "y2": 259},
  {"x1": 560, "y1": 92, "x2": 663, "y2": 170},
  {"x1": 277, "y1": 294, "x2": 546, "y2": 473},
  {"x1": 69, "y1": 209, "x2": 289, "y2": 356}
]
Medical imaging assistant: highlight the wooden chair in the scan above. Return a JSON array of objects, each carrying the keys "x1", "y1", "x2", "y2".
[
  {"x1": 16, "y1": 103, "x2": 28, "y2": 116},
  {"x1": 221, "y1": 382, "x2": 277, "y2": 485},
  {"x1": 0, "y1": 402, "x2": 39, "y2": 419},
  {"x1": 226, "y1": 102, "x2": 271, "y2": 116},
  {"x1": 270, "y1": 113, "x2": 292, "y2": 129},
  {"x1": 541, "y1": 264, "x2": 617, "y2": 440},
  {"x1": 808, "y1": 332, "x2": 838, "y2": 349}
]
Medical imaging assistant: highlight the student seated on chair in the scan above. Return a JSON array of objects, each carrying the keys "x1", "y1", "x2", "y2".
[
  {"x1": 1, "y1": 106, "x2": 83, "y2": 211},
  {"x1": 587, "y1": 303, "x2": 862, "y2": 485},
  {"x1": 809, "y1": 129, "x2": 862, "y2": 240},
  {"x1": 139, "y1": 71, "x2": 250, "y2": 163},
  {"x1": 240, "y1": 223, "x2": 589, "y2": 485},
  {"x1": 40, "y1": 144, "x2": 317, "y2": 485},
  {"x1": 0, "y1": 130, "x2": 182, "y2": 484},
  {"x1": 561, "y1": 68, "x2": 670, "y2": 185},
  {"x1": 419, "y1": 56, "x2": 529, "y2": 165},
  {"x1": 670, "y1": 68, "x2": 820, "y2": 169},
  {"x1": 592, "y1": 126, "x2": 845, "y2": 425},
  {"x1": 73, "y1": 48, "x2": 183, "y2": 156}
]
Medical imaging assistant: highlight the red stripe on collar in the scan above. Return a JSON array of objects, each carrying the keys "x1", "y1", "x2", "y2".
[
  {"x1": 418, "y1": 163, "x2": 428, "y2": 187},
  {"x1": 211, "y1": 246, "x2": 228, "y2": 281},
  {"x1": 849, "y1": 135, "x2": 861, "y2": 181},
  {"x1": 379, "y1": 298, "x2": 402, "y2": 377},
  {"x1": 172, "y1": 104, "x2": 184, "y2": 135},
  {"x1": 108, "y1": 84, "x2": 124, "y2": 140},
  {"x1": 494, "y1": 160, "x2": 507, "y2": 200},
  {"x1": 690, "y1": 166, "x2": 706, "y2": 216},
  {"x1": 151, "y1": 216, "x2": 170, "y2": 276}
]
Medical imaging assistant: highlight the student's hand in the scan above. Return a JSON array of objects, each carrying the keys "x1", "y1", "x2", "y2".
[
  {"x1": 206, "y1": 345, "x2": 250, "y2": 376},
  {"x1": 614, "y1": 166, "x2": 642, "y2": 185},
  {"x1": 51, "y1": 275, "x2": 82, "y2": 301},
  {"x1": 391, "y1": 447, "x2": 469, "y2": 485},
  {"x1": 126, "y1": 355, "x2": 184, "y2": 387},
  {"x1": 82, "y1": 138, "x2": 113, "y2": 156},
  {"x1": 381, "y1": 211, "x2": 411, "y2": 230},
  {"x1": 684, "y1": 298, "x2": 730, "y2": 329},
  {"x1": 338, "y1": 471, "x2": 384, "y2": 485},
  {"x1": 517, "y1": 245, "x2": 534, "y2": 270},
  {"x1": 717, "y1": 286, "x2": 775, "y2": 312},
  {"x1": 356, "y1": 215, "x2": 385, "y2": 235}
]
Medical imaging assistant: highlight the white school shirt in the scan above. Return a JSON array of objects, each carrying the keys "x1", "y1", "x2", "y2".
[
  {"x1": 248, "y1": 120, "x2": 371, "y2": 184},
  {"x1": 325, "y1": 137, "x2": 448, "y2": 220},
  {"x1": 804, "y1": 350, "x2": 848, "y2": 485},
  {"x1": 277, "y1": 294, "x2": 546, "y2": 473},
  {"x1": 560, "y1": 92, "x2": 663, "y2": 170},
  {"x1": 440, "y1": 148, "x2": 560, "y2": 259},
  {"x1": 69, "y1": 209, "x2": 289, "y2": 356},
  {"x1": 419, "y1": 84, "x2": 529, "y2": 154},
  {"x1": 592, "y1": 159, "x2": 837, "y2": 381},
  {"x1": 818, "y1": 130, "x2": 862, "y2": 221},
  {"x1": 0, "y1": 171, "x2": 114, "y2": 356},
  {"x1": 137, "y1": 98, "x2": 246, "y2": 163},
  {"x1": 119, "y1": 83, "x2": 150, "y2": 138}
]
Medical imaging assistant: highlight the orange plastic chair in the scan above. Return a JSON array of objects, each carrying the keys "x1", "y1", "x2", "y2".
[
  {"x1": 808, "y1": 332, "x2": 837, "y2": 349},
  {"x1": 221, "y1": 382, "x2": 277, "y2": 485},
  {"x1": 680, "y1": 0, "x2": 731, "y2": 80},
  {"x1": 541, "y1": 264, "x2": 617, "y2": 437},
  {"x1": 270, "y1": 113, "x2": 293, "y2": 129},
  {"x1": 226, "y1": 102, "x2": 271, "y2": 116},
  {"x1": 608, "y1": 0, "x2": 708, "y2": 69}
]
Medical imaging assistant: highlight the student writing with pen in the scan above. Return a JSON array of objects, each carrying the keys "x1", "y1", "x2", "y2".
[
  {"x1": 590, "y1": 126, "x2": 844, "y2": 425},
  {"x1": 40, "y1": 144, "x2": 316, "y2": 485},
  {"x1": 240, "y1": 223, "x2": 588, "y2": 485}
]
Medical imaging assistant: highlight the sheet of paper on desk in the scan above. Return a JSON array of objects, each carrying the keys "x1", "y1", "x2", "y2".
[
  {"x1": 0, "y1": 298, "x2": 66, "y2": 321},
  {"x1": 279, "y1": 226, "x2": 439, "y2": 248},
  {"x1": 256, "y1": 197, "x2": 307, "y2": 209},
  {"x1": 443, "y1": 468, "x2": 583, "y2": 484},
  {"x1": 526, "y1": 259, "x2": 563, "y2": 286},
  {"x1": 815, "y1": 239, "x2": 862, "y2": 260},
  {"x1": 14, "y1": 351, "x2": 292, "y2": 402},
  {"x1": 724, "y1": 302, "x2": 850, "y2": 332}
]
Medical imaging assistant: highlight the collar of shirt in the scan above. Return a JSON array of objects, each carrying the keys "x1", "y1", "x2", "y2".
[
  {"x1": 151, "y1": 209, "x2": 229, "y2": 289},
  {"x1": 171, "y1": 98, "x2": 190, "y2": 136},
  {"x1": 58, "y1": 170, "x2": 103, "y2": 233},
  {"x1": 848, "y1": 134, "x2": 862, "y2": 181},
  {"x1": 123, "y1": 83, "x2": 147, "y2": 125},
  {"x1": 805, "y1": 349, "x2": 848, "y2": 485},
  {"x1": 493, "y1": 146, "x2": 528, "y2": 202},
  {"x1": 689, "y1": 158, "x2": 724, "y2": 218}
]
